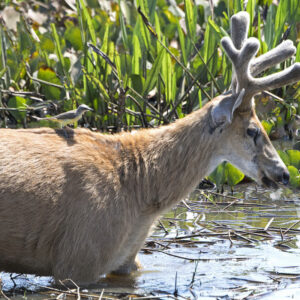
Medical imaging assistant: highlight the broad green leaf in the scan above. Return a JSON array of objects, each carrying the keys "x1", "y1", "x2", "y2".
[
  {"x1": 37, "y1": 67, "x2": 61, "y2": 99},
  {"x1": 142, "y1": 48, "x2": 164, "y2": 97},
  {"x1": 40, "y1": 35, "x2": 55, "y2": 53},
  {"x1": 261, "y1": 120, "x2": 274, "y2": 135},
  {"x1": 208, "y1": 162, "x2": 226, "y2": 188},
  {"x1": 65, "y1": 26, "x2": 83, "y2": 51},
  {"x1": 278, "y1": 150, "x2": 290, "y2": 166},
  {"x1": 7, "y1": 96, "x2": 27, "y2": 123},
  {"x1": 286, "y1": 150, "x2": 300, "y2": 169},
  {"x1": 287, "y1": 166, "x2": 300, "y2": 188},
  {"x1": 225, "y1": 163, "x2": 244, "y2": 187}
]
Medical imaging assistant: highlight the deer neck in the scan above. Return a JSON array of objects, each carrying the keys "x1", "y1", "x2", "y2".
[{"x1": 140, "y1": 104, "x2": 223, "y2": 213}]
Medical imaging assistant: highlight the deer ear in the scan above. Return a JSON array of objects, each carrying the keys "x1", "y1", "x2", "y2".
[{"x1": 210, "y1": 89, "x2": 245, "y2": 127}]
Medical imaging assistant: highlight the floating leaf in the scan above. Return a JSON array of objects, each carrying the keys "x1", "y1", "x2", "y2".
[
  {"x1": 286, "y1": 150, "x2": 300, "y2": 169},
  {"x1": 225, "y1": 163, "x2": 245, "y2": 187},
  {"x1": 261, "y1": 120, "x2": 274, "y2": 135},
  {"x1": 208, "y1": 162, "x2": 226, "y2": 188},
  {"x1": 287, "y1": 166, "x2": 300, "y2": 188},
  {"x1": 278, "y1": 150, "x2": 290, "y2": 166}
]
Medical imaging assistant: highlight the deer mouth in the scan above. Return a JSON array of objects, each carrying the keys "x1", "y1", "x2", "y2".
[
  {"x1": 260, "y1": 169, "x2": 290, "y2": 188},
  {"x1": 261, "y1": 175, "x2": 278, "y2": 189}
]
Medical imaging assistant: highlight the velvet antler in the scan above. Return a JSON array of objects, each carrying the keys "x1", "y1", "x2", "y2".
[{"x1": 224, "y1": 11, "x2": 300, "y2": 111}]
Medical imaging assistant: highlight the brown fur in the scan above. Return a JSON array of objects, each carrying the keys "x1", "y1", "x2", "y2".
[{"x1": 0, "y1": 96, "x2": 287, "y2": 284}]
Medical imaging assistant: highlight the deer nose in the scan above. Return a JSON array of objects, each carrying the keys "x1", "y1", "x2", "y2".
[{"x1": 282, "y1": 171, "x2": 290, "y2": 185}]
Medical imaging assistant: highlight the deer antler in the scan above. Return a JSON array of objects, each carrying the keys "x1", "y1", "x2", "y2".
[
  {"x1": 230, "y1": 11, "x2": 249, "y2": 93},
  {"x1": 251, "y1": 40, "x2": 297, "y2": 76},
  {"x1": 224, "y1": 11, "x2": 300, "y2": 110}
]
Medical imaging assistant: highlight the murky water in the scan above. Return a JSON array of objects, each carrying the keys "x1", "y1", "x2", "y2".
[{"x1": 1, "y1": 184, "x2": 300, "y2": 299}]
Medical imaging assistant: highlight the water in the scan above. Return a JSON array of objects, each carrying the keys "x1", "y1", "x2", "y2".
[{"x1": 1, "y1": 184, "x2": 300, "y2": 299}]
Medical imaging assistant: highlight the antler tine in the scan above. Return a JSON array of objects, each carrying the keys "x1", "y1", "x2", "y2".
[
  {"x1": 221, "y1": 36, "x2": 259, "y2": 93},
  {"x1": 251, "y1": 63, "x2": 300, "y2": 94},
  {"x1": 230, "y1": 12, "x2": 250, "y2": 92},
  {"x1": 251, "y1": 40, "x2": 296, "y2": 76},
  {"x1": 231, "y1": 12, "x2": 249, "y2": 49}
]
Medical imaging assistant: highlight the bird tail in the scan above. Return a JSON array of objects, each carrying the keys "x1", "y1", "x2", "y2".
[{"x1": 31, "y1": 116, "x2": 54, "y2": 121}]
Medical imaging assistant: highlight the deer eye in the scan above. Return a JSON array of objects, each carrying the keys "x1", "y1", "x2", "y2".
[{"x1": 247, "y1": 127, "x2": 260, "y2": 143}]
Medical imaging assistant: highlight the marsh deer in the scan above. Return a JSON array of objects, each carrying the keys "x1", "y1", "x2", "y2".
[{"x1": 0, "y1": 12, "x2": 299, "y2": 284}]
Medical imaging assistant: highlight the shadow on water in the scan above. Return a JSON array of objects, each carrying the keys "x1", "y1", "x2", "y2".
[{"x1": 1, "y1": 184, "x2": 300, "y2": 299}]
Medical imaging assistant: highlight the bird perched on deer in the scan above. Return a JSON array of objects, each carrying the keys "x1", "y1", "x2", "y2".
[{"x1": 33, "y1": 104, "x2": 93, "y2": 128}]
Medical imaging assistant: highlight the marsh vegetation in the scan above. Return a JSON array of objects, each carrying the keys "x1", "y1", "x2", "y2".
[{"x1": 0, "y1": 0, "x2": 300, "y2": 299}]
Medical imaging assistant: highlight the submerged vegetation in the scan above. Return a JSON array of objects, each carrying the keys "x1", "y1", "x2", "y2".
[{"x1": 0, "y1": 0, "x2": 300, "y2": 186}]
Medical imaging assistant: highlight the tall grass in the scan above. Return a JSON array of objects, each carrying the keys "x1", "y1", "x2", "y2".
[
  {"x1": 0, "y1": 0, "x2": 300, "y2": 187},
  {"x1": 0, "y1": 0, "x2": 299, "y2": 132}
]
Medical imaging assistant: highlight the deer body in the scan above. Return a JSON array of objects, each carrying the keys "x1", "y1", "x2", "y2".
[
  {"x1": 0, "y1": 12, "x2": 300, "y2": 284},
  {"x1": 0, "y1": 98, "x2": 289, "y2": 283},
  {"x1": 0, "y1": 106, "x2": 220, "y2": 283}
]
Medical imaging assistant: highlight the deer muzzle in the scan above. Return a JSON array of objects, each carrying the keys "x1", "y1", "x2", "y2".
[{"x1": 261, "y1": 167, "x2": 289, "y2": 188}]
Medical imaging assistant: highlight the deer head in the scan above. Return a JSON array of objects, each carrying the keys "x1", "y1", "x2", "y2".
[{"x1": 209, "y1": 11, "x2": 300, "y2": 188}]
